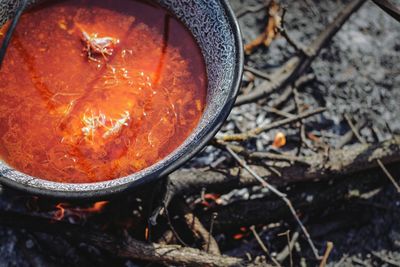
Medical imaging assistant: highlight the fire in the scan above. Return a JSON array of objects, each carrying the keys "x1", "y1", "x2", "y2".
[
  {"x1": 145, "y1": 226, "x2": 149, "y2": 241},
  {"x1": 233, "y1": 233, "x2": 244, "y2": 240},
  {"x1": 54, "y1": 203, "x2": 66, "y2": 221},
  {"x1": 233, "y1": 227, "x2": 250, "y2": 240},
  {"x1": 79, "y1": 201, "x2": 109, "y2": 213},
  {"x1": 53, "y1": 201, "x2": 109, "y2": 221},
  {"x1": 198, "y1": 193, "x2": 221, "y2": 208}
]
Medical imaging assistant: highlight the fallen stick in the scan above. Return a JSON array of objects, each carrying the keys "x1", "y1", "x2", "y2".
[
  {"x1": 371, "y1": 0, "x2": 400, "y2": 22},
  {"x1": 244, "y1": 65, "x2": 272, "y2": 81},
  {"x1": 220, "y1": 107, "x2": 326, "y2": 142},
  {"x1": 276, "y1": 231, "x2": 299, "y2": 263},
  {"x1": 345, "y1": 114, "x2": 400, "y2": 193},
  {"x1": 250, "y1": 225, "x2": 282, "y2": 266},
  {"x1": 169, "y1": 136, "x2": 400, "y2": 195},
  {"x1": 235, "y1": 0, "x2": 366, "y2": 106},
  {"x1": 200, "y1": 165, "x2": 394, "y2": 231},
  {"x1": 235, "y1": 2, "x2": 270, "y2": 18},
  {"x1": 177, "y1": 201, "x2": 221, "y2": 255},
  {"x1": 319, "y1": 242, "x2": 334, "y2": 267},
  {"x1": 0, "y1": 210, "x2": 251, "y2": 267},
  {"x1": 224, "y1": 146, "x2": 321, "y2": 260}
]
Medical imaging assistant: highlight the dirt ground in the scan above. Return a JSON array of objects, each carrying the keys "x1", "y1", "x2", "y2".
[
  {"x1": 222, "y1": 0, "x2": 400, "y2": 265},
  {"x1": 0, "y1": 0, "x2": 399, "y2": 266}
]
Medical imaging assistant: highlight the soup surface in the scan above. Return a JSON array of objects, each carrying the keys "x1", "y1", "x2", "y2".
[{"x1": 0, "y1": 0, "x2": 207, "y2": 183}]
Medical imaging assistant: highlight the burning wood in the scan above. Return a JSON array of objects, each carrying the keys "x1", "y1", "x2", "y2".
[
  {"x1": 0, "y1": 0, "x2": 399, "y2": 266},
  {"x1": 53, "y1": 201, "x2": 109, "y2": 221}
]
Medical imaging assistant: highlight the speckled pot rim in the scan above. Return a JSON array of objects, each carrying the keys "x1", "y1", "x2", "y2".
[{"x1": 0, "y1": 0, "x2": 243, "y2": 199}]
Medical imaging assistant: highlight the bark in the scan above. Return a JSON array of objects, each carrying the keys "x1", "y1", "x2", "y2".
[
  {"x1": 235, "y1": 0, "x2": 366, "y2": 105},
  {"x1": 0, "y1": 210, "x2": 250, "y2": 267},
  {"x1": 169, "y1": 136, "x2": 400, "y2": 195},
  {"x1": 200, "y1": 166, "x2": 395, "y2": 231}
]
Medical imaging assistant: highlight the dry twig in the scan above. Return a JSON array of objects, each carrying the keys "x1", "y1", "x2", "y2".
[
  {"x1": 235, "y1": 2, "x2": 271, "y2": 18},
  {"x1": 293, "y1": 87, "x2": 315, "y2": 152},
  {"x1": 235, "y1": 0, "x2": 366, "y2": 106},
  {"x1": 178, "y1": 201, "x2": 221, "y2": 255},
  {"x1": 200, "y1": 162, "x2": 392, "y2": 231},
  {"x1": 370, "y1": 251, "x2": 400, "y2": 267},
  {"x1": 277, "y1": 230, "x2": 294, "y2": 267},
  {"x1": 319, "y1": 242, "x2": 334, "y2": 267},
  {"x1": 244, "y1": 65, "x2": 272, "y2": 81},
  {"x1": 225, "y1": 146, "x2": 321, "y2": 260},
  {"x1": 371, "y1": 0, "x2": 400, "y2": 22},
  {"x1": 0, "y1": 210, "x2": 249, "y2": 267},
  {"x1": 278, "y1": 8, "x2": 307, "y2": 54},
  {"x1": 249, "y1": 225, "x2": 282, "y2": 267},
  {"x1": 336, "y1": 119, "x2": 366, "y2": 148},
  {"x1": 220, "y1": 107, "x2": 326, "y2": 142},
  {"x1": 344, "y1": 114, "x2": 400, "y2": 193},
  {"x1": 377, "y1": 159, "x2": 400, "y2": 193},
  {"x1": 169, "y1": 136, "x2": 400, "y2": 196},
  {"x1": 263, "y1": 106, "x2": 295, "y2": 118},
  {"x1": 276, "y1": 231, "x2": 299, "y2": 263},
  {"x1": 344, "y1": 114, "x2": 366, "y2": 143}
]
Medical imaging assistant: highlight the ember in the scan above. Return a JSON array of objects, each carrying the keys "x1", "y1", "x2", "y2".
[
  {"x1": 0, "y1": 0, "x2": 399, "y2": 266},
  {"x1": 53, "y1": 201, "x2": 109, "y2": 221}
]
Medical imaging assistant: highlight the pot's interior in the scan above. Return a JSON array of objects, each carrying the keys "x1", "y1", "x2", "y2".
[{"x1": 0, "y1": 0, "x2": 241, "y2": 197}]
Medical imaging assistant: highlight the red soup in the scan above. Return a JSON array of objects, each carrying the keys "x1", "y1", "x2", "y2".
[{"x1": 0, "y1": 0, "x2": 207, "y2": 183}]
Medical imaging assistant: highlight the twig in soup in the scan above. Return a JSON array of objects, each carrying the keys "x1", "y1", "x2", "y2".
[
  {"x1": 80, "y1": 110, "x2": 131, "y2": 142},
  {"x1": 103, "y1": 111, "x2": 131, "y2": 139},
  {"x1": 81, "y1": 111, "x2": 104, "y2": 142},
  {"x1": 80, "y1": 30, "x2": 120, "y2": 62}
]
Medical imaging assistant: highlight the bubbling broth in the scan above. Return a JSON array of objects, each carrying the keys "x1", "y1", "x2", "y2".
[{"x1": 0, "y1": 0, "x2": 207, "y2": 183}]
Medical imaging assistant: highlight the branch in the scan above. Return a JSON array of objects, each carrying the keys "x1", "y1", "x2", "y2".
[
  {"x1": 0, "y1": 210, "x2": 250, "y2": 267},
  {"x1": 235, "y1": 2, "x2": 270, "y2": 18},
  {"x1": 235, "y1": 0, "x2": 366, "y2": 106},
  {"x1": 345, "y1": 114, "x2": 400, "y2": 192},
  {"x1": 220, "y1": 107, "x2": 326, "y2": 142},
  {"x1": 371, "y1": 0, "x2": 400, "y2": 22},
  {"x1": 169, "y1": 136, "x2": 400, "y2": 195},
  {"x1": 224, "y1": 146, "x2": 320, "y2": 259},
  {"x1": 176, "y1": 201, "x2": 221, "y2": 255},
  {"x1": 200, "y1": 164, "x2": 396, "y2": 231},
  {"x1": 0, "y1": 0, "x2": 29, "y2": 68}
]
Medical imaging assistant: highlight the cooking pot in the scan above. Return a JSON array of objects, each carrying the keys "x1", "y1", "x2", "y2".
[{"x1": 0, "y1": 0, "x2": 243, "y2": 198}]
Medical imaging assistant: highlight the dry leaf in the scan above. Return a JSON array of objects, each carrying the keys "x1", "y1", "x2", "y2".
[
  {"x1": 244, "y1": 0, "x2": 282, "y2": 54},
  {"x1": 307, "y1": 132, "x2": 320, "y2": 142},
  {"x1": 272, "y1": 131, "x2": 286, "y2": 148}
]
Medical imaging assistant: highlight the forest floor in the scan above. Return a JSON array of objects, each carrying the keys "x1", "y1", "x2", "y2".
[
  {"x1": 0, "y1": 0, "x2": 399, "y2": 266},
  {"x1": 217, "y1": 0, "x2": 400, "y2": 265}
]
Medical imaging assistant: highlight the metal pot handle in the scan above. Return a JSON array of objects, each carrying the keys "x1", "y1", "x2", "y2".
[{"x1": 0, "y1": 0, "x2": 32, "y2": 67}]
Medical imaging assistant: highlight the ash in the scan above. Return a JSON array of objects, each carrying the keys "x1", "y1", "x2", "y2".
[{"x1": 0, "y1": 0, "x2": 400, "y2": 266}]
